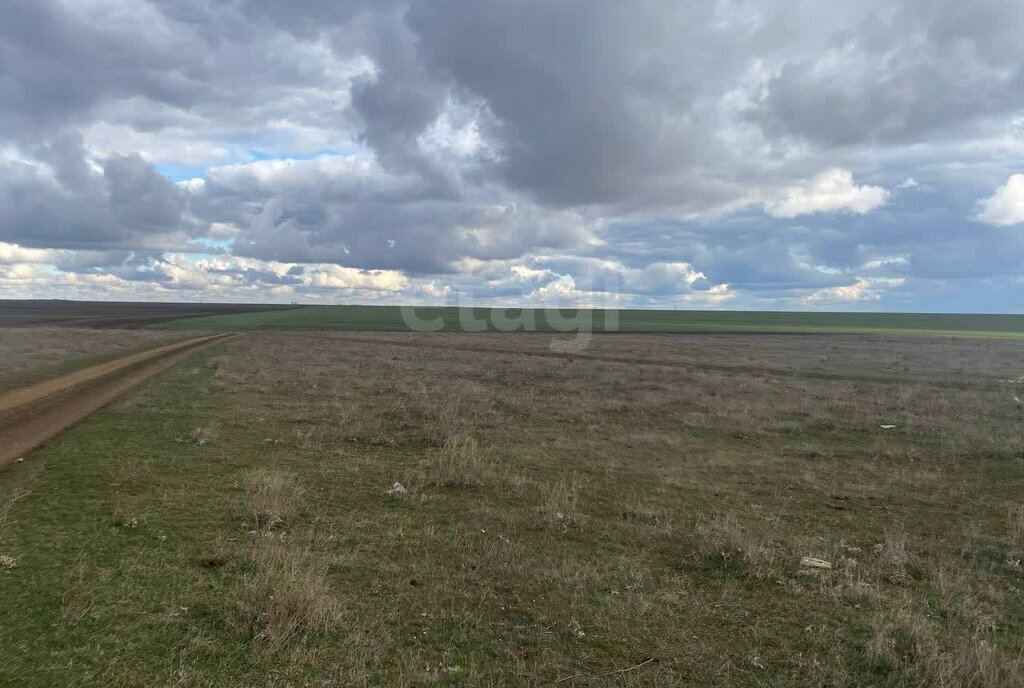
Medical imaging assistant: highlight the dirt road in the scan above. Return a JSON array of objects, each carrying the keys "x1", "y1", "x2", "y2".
[{"x1": 0, "y1": 334, "x2": 233, "y2": 469}]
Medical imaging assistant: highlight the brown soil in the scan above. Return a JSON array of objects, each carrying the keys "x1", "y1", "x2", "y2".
[{"x1": 0, "y1": 334, "x2": 234, "y2": 468}]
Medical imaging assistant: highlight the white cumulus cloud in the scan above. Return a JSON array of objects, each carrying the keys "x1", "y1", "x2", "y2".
[
  {"x1": 977, "y1": 174, "x2": 1024, "y2": 226},
  {"x1": 0, "y1": 242, "x2": 65, "y2": 264},
  {"x1": 764, "y1": 168, "x2": 889, "y2": 219},
  {"x1": 805, "y1": 277, "x2": 905, "y2": 304}
]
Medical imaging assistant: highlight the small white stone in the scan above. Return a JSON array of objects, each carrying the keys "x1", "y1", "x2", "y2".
[{"x1": 800, "y1": 556, "x2": 833, "y2": 569}]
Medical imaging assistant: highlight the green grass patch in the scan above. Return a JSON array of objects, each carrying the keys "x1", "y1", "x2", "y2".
[{"x1": 158, "y1": 305, "x2": 1024, "y2": 338}]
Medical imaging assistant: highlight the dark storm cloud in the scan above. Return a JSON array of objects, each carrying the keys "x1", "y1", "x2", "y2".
[
  {"x1": 393, "y1": 0, "x2": 1024, "y2": 207},
  {"x1": 0, "y1": 1, "x2": 198, "y2": 139},
  {"x1": 403, "y1": 0, "x2": 741, "y2": 206}
]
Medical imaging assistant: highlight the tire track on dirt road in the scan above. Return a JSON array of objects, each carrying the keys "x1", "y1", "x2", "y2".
[
  {"x1": 0, "y1": 334, "x2": 227, "y2": 414},
  {"x1": 0, "y1": 333, "x2": 236, "y2": 469}
]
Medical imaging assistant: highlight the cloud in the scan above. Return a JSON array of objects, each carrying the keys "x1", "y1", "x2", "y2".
[
  {"x1": 0, "y1": 244, "x2": 410, "y2": 302},
  {"x1": 303, "y1": 264, "x2": 407, "y2": 291},
  {"x1": 751, "y1": 0, "x2": 1024, "y2": 147},
  {"x1": 190, "y1": 153, "x2": 599, "y2": 272},
  {"x1": 805, "y1": 278, "x2": 906, "y2": 305},
  {"x1": 448, "y1": 255, "x2": 729, "y2": 308},
  {"x1": 977, "y1": 174, "x2": 1024, "y2": 226},
  {"x1": 0, "y1": 242, "x2": 65, "y2": 264},
  {"x1": 0, "y1": 137, "x2": 193, "y2": 251},
  {"x1": 764, "y1": 169, "x2": 890, "y2": 219},
  {"x1": 401, "y1": 1, "x2": 761, "y2": 210},
  {"x1": 0, "y1": 1, "x2": 1023, "y2": 310}
]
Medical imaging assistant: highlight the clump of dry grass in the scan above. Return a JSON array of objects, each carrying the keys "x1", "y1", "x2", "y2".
[
  {"x1": 866, "y1": 601, "x2": 1024, "y2": 687},
  {"x1": 236, "y1": 470, "x2": 336, "y2": 648},
  {"x1": 250, "y1": 470, "x2": 303, "y2": 530},
  {"x1": 543, "y1": 477, "x2": 583, "y2": 531},
  {"x1": 421, "y1": 434, "x2": 487, "y2": 488},
  {"x1": 696, "y1": 513, "x2": 779, "y2": 579},
  {"x1": 620, "y1": 495, "x2": 670, "y2": 528},
  {"x1": 863, "y1": 535, "x2": 1023, "y2": 687},
  {"x1": 238, "y1": 536, "x2": 338, "y2": 648},
  {"x1": 111, "y1": 512, "x2": 144, "y2": 528},
  {"x1": 425, "y1": 396, "x2": 478, "y2": 447},
  {"x1": 871, "y1": 529, "x2": 915, "y2": 584},
  {"x1": 110, "y1": 491, "x2": 147, "y2": 529},
  {"x1": 0, "y1": 488, "x2": 29, "y2": 536},
  {"x1": 1008, "y1": 504, "x2": 1024, "y2": 558},
  {"x1": 187, "y1": 425, "x2": 218, "y2": 447},
  {"x1": 174, "y1": 424, "x2": 218, "y2": 447}
]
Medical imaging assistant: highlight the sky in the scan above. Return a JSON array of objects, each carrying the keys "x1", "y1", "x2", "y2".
[{"x1": 2, "y1": 1, "x2": 1024, "y2": 311}]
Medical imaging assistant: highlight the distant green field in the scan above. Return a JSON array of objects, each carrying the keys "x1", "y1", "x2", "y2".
[{"x1": 158, "y1": 305, "x2": 1024, "y2": 338}]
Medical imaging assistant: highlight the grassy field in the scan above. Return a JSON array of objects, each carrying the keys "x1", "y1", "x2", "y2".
[
  {"x1": 2, "y1": 331, "x2": 1023, "y2": 686},
  {"x1": 158, "y1": 304, "x2": 1024, "y2": 338}
]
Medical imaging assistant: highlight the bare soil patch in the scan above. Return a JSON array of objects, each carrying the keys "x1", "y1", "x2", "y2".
[{"x1": 0, "y1": 300, "x2": 294, "y2": 328}]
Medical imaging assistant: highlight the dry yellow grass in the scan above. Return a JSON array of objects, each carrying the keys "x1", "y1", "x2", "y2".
[
  {"x1": 249, "y1": 470, "x2": 304, "y2": 530},
  {"x1": 696, "y1": 512, "x2": 780, "y2": 579},
  {"x1": 238, "y1": 533, "x2": 339, "y2": 648},
  {"x1": 543, "y1": 476, "x2": 584, "y2": 531},
  {"x1": 1009, "y1": 505, "x2": 1024, "y2": 557},
  {"x1": 424, "y1": 433, "x2": 486, "y2": 488}
]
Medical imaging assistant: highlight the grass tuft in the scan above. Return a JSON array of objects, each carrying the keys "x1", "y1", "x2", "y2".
[
  {"x1": 871, "y1": 529, "x2": 915, "y2": 584},
  {"x1": 1008, "y1": 504, "x2": 1024, "y2": 557},
  {"x1": 187, "y1": 425, "x2": 218, "y2": 446},
  {"x1": 422, "y1": 434, "x2": 487, "y2": 488},
  {"x1": 696, "y1": 513, "x2": 779, "y2": 579},
  {"x1": 867, "y1": 602, "x2": 1024, "y2": 686},
  {"x1": 543, "y1": 477, "x2": 584, "y2": 531},
  {"x1": 250, "y1": 470, "x2": 303, "y2": 530},
  {"x1": 237, "y1": 536, "x2": 338, "y2": 648}
]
